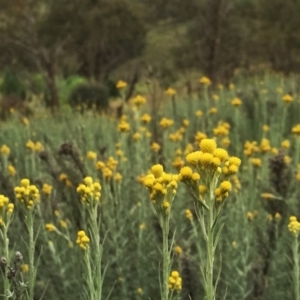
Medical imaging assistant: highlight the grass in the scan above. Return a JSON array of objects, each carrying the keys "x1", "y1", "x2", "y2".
[{"x1": 0, "y1": 71, "x2": 300, "y2": 299}]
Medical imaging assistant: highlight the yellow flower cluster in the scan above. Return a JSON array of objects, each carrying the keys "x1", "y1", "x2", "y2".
[
  {"x1": 45, "y1": 223, "x2": 56, "y2": 232},
  {"x1": 165, "y1": 87, "x2": 176, "y2": 96},
  {"x1": 26, "y1": 140, "x2": 44, "y2": 152},
  {"x1": 87, "y1": 151, "x2": 97, "y2": 160},
  {"x1": 143, "y1": 164, "x2": 179, "y2": 215},
  {"x1": 281, "y1": 140, "x2": 290, "y2": 149},
  {"x1": 169, "y1": 130, "x2": 183, "y2": 142},
  {"x1": 159, "y1": 117, "x2": 174, "y2": 129},
  {"x1": 231, "y1": 97, "x2": 242, "y2": 107},
  {"x1": 59, "y1": 173, "x2": 72, "y2": 187},
  {"x1": 195, "y1": 131, "x2": 207, "y2": 143},
  {"x1": 151, "y1": 142, "x2": 161, "y2": 153},
  {"x1": 7, "y1": 165, "x2": 16, "y2": 176},
  {"x1": 244, "y1": 141, "x2": 259, "y2": 157},
  {"x1": 14, "y1": 179, "x2": 40, "y2": 210},
  {"x1": 118, "y1": 119, "x2": 131, "y2": 132},
  {"x1": 172, "y1": 156, "x2": 184, "y2": 170},
  {"x1": 292, "y1": 124, "x2": 300, "y2": 135},
  {"x1": 96, "y1": 156, "x2": 119, "y2": 180},
  {"x1": 195, "y1": 110, "x2": 203, "y2": 118},
  {"x1": 199, "y1": 76, "x2": 211, "y2": 85},
  {"x1": 259, "y1": 138, "x2": 271, "y2": 153},
  {"x1": 282, "y1": 94, "x2": 293, "y2": 103},
  {"x1": 185, "y1": 209, "x2": 193, "y2": 220},
  {"x1": 251, "y1": 158, "x2": 262, "y2": 167},
  {"x1": 42, "y1": 184, "x2": 53, "y2": 195},
  {"x1": 213, "y1": 122, "x2": 230, "y2": 137},
  {"x1": 168, "y1": 271, "x2": 182, "y2": 291},
  {"x1": 0, "y1": 144, "x2": 10, "y2": 156},
  {"x1": 0, "y1": 195, "x2": 14, "y2": 226},
  {"x1": 132, "y1": 95, "x2": 146, "y2": 107},
  {"x1": 180, "y1": 139, "x2": 241, "y2": 203},
  {"x1": 141, "y1": 113, "x2": 151, "y2": 124},
  {"x1": 116, "y1": 80, "x2": 127, "y2": 89},
  {"x1": 76, "y1": 230, "x2": 90, "y2": 250},
  {"x1": 76, "y1": 177, "x2": 101, "y2": 205},
  {"x1": 288, "y1": 216, "x2": 300, "y2": 236}
]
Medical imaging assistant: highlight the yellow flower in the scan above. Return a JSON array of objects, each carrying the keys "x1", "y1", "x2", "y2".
[
  {"x1": 209, "y1": 107, "x2": 217, "y2": 114},
  {"x1": 261, "y1": 193, "x2": 276, "y2": 200},
  {"x1": 282, "y1": 94, "x2": 293, "y2": 103},
  {"x1": 200, "y1": 139, "x2": 217, "y2": 154},
  {"x1": 42, "y1": 184, "x2": 53, "y2": 195},
  {"x1": 116, "y1": 80, "x2": 127, "y2": 89},
  {"x1": 60, "y1": 220, "x2": 68, "y2": 229},
  {"x1": 160, "y1": 117, "x2": 174, "y2": 129},
  {"x1": 281, "y1": 140, "x2": 290, "y2": 149},
  {"x1": 168, "y1": 270, "x2": 182, "y2": 291},
  {"x1": 45, "y1": 223, "x2": 56, "y2": 232},
  {"x1": 231, "y1": 97, "x2": 242, "y2": 107},
  {"x1": 199, "y1": 76, "x2": 211, "y2": 85},
  {"x1": 132, "y1": 95, "x2": 146, "y2": 107},
  {"x1": 292, "y1": 124, "x2": 300, "y2": 135},
  {"x1": 165, "y1": 87, "x2": 176, "y2": 96},
  {"x1": 251, "y1": 158, "x2": 261, "y2": 167},
  {"x1": 185, "y1": 209, "x2": 193, "y2": 220},
  {"x1": 118, "y1": 121, "x2": 130, "y2": 132},
  {"x1": 22, "y1": 118, "x2": 29, "y2": 126},
  {"x1": 87, "y1": 151, "x2": 97, "y2": 160},
  {"x1": 0, "y1": 145, "x2": 10, "y2": 156},
  {"x1": 213, "y1": 148, "x2": 228, "y2": 161},
  {"x1": 15, "y1": 179, "x2": 40, "y2": 209},
  {"x1": 133, "y1": 132, "x2": 141, "y2": 141},
  {"x1": 76, "y1": 230, "x2": 90, "y2": 250},
  {"x1": 151, "y1": 142, "x2": 161, "y2": 153},
  {"x1": 179, "y1": 166, "x2": 193, "y2": 180},
  {"x1": 288, "y1": 216, "x2": 300, "y2": 236},
  {"x1": 141, "y1": 113, "x2": 151, "y2": 124},
  {"x1": 220, "y1": 181, "x2": 232, "y2": 193},
  {"x1": 262, "y1": 125, "x2": 269, "y2": 132},
  {"x1": 195, "y1": 110, "x2": 203, "y2": 118},
  {"x1": 77, "y1": 177, "x2": 102, "y2": 204},
  {"x1": 151, "y1": 164, "x2": 164, "y2": 178},
  {"x1": 7, "y1": 165, "x2": 16, "y2": 176},
  {"x1": 136, "y1": 288, "x2": 143, "y2": 295},
  {"x1": 21, "y1": 264, "x2": 29, "y2": 273},
  {"x1": 114, "y1": 172, "x2": 122, "y2": 182},
  {"x1": 174, "y1": 245, "x2": 183, "y2": 255}
]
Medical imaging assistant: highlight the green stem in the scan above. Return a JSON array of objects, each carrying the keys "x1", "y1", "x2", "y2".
[
  {"x1": 2, "y1": 225, "x2": 10, "y2": 299},
  {"x1": 90, "y1": 207, "x2": 102, "y2": 300},
  {"x1": 293, "y1": 236, "x2": 300, "y2": 300},
  {"x1": 162, "y1": 218, "x2": 170, "y2": 300},
  {"x1": 85, "y1": 248, "x2": 95, "y2": 300},
  {"x1": 295, "y1": 137, "x2": 300, "y2": 168},
  {"x1": 27, "y1": 212, "x2": 35, "y2": 300},
  {"x1": 234, "y1": 108, "x2": 240, "y2": 155},
  {"x1": 205, "y1": 195, "x2": 215, "y2": 300}
]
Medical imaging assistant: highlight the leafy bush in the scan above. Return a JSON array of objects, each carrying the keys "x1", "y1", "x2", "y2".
[
  {"x1": 0, "y1": 70, "x2": 26, "y2": 99},
  {"x1": 68, "y1": 84, "x2": 110, "y2": 112}
]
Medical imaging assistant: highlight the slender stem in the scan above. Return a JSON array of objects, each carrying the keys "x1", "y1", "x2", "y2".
[
  {"x1": 27, "y1": 212, "x2": 35, "y2": 300},
  {"x1": 295, "y1": 137, "x2": 300, "y2": 168},
  {"x1": 205, "y1": 194, "x2": 215, "y2": 300},
  {"x1": 2, "y1": 225, "x2": 10, "y2": 299},
  {"x1": 293, "y1": 236, "x2": 300, "y2": 300},
  {"x1": 85, "y1": 248, "x2": 95, "y2": 300},
  {"x1": 162, "y1": 218, "x2": 170, "y2": 300},
  {"x1": 90, "y1": 207, "x2": 102, "y2": 300}
]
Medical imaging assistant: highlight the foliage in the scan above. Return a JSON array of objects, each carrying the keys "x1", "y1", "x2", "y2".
[{"x1": 68, "y1": 83, "x2": 110, "y2": 112}]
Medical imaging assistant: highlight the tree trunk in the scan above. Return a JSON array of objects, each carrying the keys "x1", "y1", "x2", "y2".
[{"x1": 39, "y1": 51, "x2": 59, "y2": 111}]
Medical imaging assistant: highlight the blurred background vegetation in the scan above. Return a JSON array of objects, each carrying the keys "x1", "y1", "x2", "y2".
[{"x1": 0, "y1": 0, "x2": 300, "y2": 110}]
